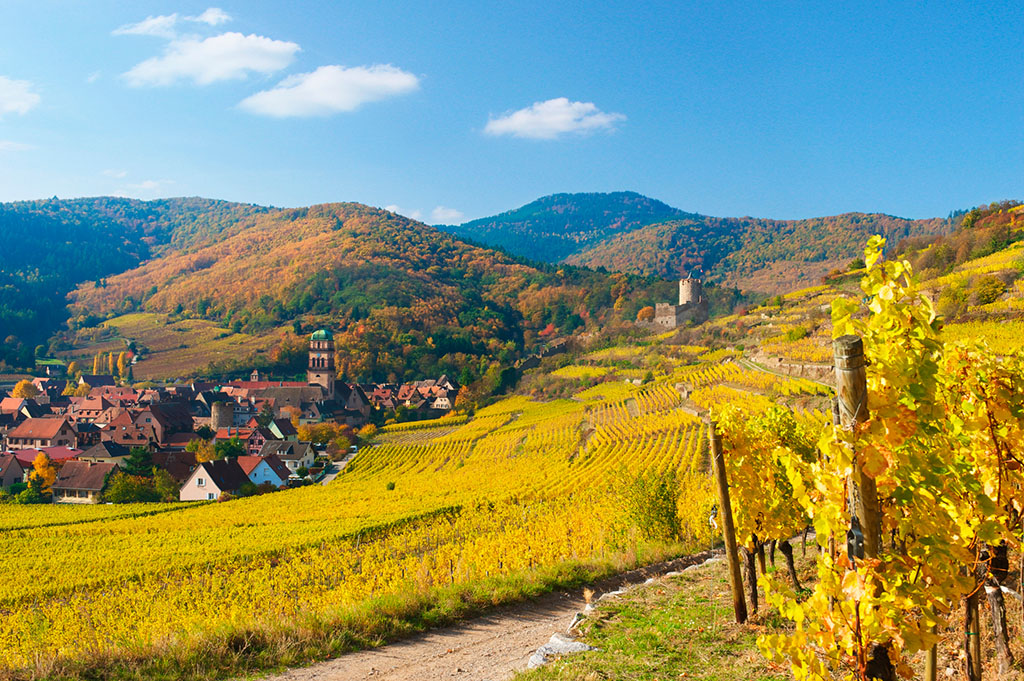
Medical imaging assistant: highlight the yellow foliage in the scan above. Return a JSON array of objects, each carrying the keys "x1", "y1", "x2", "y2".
[{"x1": 10, "y1": 380, "x2": 39, "y2": 399}]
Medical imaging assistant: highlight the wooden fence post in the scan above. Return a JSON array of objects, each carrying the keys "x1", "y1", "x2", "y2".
[{"x1": 708, "y1": 421, "x2": 747, "y2": 624}]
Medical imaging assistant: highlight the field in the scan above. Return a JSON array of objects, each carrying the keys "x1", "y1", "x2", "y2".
[{"x1": 0, "y1": 355, "x2": 832, "y2": 679}]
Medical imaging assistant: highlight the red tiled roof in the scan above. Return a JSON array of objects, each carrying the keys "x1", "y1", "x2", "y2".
[
  {"x1": 13, "y1": 447, "x2": 82, "y2": 467},
  {"x1": 8, "y1": 417, "x2": 71, "y2": 440}
]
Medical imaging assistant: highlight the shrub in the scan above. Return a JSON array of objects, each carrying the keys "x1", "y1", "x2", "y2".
[
  {"x1": 617, "y1": 469, "x2": 680, "y2": 542},
  {"x1": 784, "y1": 326, "x2": 809, "y2": 342},
  {"x1": 386, "y1": 481, "x2": 396, "y2": 491},
  {"x1": 971, "y1": 275, "x2": 1007, "y2": 306}
]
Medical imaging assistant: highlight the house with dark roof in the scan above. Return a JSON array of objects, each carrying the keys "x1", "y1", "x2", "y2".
[
  {"x1": 152, "y1": 450, "x2": 197, "y2": 484},
  {"x1": 0, "y1": 453, "x2": 27, "y2": 490},
  {"x1": 79, "y1": 441, "x2": 132, "y2": 464},
  {"x1": 258, "y1": 440, "x2": 315, "y2": 475},
  {"x1": 52, "y1": 461, "x2": 118, "y2": 504},
  {"x1": 78, "y1": 375, "x2": 117, "y2": 389},
  {"x1": 268, "y1": 418, "x2": 298, "y2": 441},
  {"x1": 179, "y1": 459, "x2": 251, "y2": 501}
]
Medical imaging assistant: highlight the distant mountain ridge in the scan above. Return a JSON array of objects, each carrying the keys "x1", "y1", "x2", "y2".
[
  {"x1": 441, "y1": 193, "x2": 954, "y2": 292},
  {"x1": 440, "y1": 191, "x2": 692, "y2": 263}
]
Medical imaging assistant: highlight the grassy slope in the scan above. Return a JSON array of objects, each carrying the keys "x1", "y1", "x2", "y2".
[{"x1": 515, "y1": 548, "x2": 817, "y2": 681}]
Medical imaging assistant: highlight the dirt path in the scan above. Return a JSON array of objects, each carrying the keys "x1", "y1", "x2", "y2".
[{"x1": 257, "y1": 550, "x2": 718, "y2": 681}]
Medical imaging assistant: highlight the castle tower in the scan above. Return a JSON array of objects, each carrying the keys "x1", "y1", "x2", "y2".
[
  {"x1": 679, "y1": 276, "x2": 704, "y2": 307},
  {"x1": 307, "y1": 329, "x2": 336, "y2": 400}
]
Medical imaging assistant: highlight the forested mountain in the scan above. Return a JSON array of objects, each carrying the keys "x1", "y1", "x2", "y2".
[
  {"x1": 440, "y1": 192, "x2": 688, "y2": 263},
  {"x1": 442, "y1": 193, "x2": 953, "y2": 293},
  {"x1": 0, "y1": 197, "x2": 266, "y2": 368},
  {"x1": 566, "y1": 212, "x2": 953, "y2": 292},
  {"x1": 66, "y1": 202, "x2": 685, "y2": 381}
]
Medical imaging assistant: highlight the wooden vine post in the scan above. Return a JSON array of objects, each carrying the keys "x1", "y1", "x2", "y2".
[
  {"x1": 834, "y1": 335, "x2": 881, "y2": 556},
  {"x1": 834, "y1": 335, "x2": 894, "y2": 681},
  {"x1": 708, "y1": 420, "x2": 748, "y2": 624}
]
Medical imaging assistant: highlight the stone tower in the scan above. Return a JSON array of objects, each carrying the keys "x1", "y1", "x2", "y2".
[
  {"x1": 679, "y1": 276, "x2": 704, "y2": 306},
  {"x1": 307, "y1": 329, "x2": 336, "y2": 400},
  {"x1": 211, "y1": 401, "x2": 233, "y2": 431}
]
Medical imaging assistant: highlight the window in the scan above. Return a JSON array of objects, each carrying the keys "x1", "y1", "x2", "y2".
[
  {"x1": 208, "y1": 492, "x2": 215, "y2": 500},
  {"x1": 196, "y1": 477, "x2": 205, "y2": 487}
]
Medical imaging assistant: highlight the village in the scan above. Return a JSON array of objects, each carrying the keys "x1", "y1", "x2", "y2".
[{"x1": 0, "y1": 329, "x2": 460, "y2": 503}]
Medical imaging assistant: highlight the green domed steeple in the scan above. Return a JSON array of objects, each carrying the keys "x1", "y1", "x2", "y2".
[{"x1": 310, "y1": 329, "x2": 333, "y2": 341}]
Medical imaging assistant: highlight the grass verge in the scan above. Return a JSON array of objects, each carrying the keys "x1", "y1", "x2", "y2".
[{"x1": 514, "y1": 545, "x2": 819, "y2": 681}]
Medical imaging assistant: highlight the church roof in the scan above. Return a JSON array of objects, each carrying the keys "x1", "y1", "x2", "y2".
[{"x1": 310, "y1": 329, "x2": 333, "y2": 341}]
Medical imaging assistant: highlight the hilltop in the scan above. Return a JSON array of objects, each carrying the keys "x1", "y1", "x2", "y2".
[
  {"x1": 440, "y1": 192, "x2": 689, "y2": 263},
  {"x1": 442, "y1": 192, "x2": 953, "y2": 293}
]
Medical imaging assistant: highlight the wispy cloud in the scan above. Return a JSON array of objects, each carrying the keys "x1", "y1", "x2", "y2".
[
  {"x1": 430, "y1": 206, "x2": 464, "y2": 224},
  {"x1": 113, "y1": 8, "x2": 231, "y2": 39},
  {"x1": 0, "y1": 76, "x2": 41, "y2": 118},
  {"x1": 0, "y1": 140, "x2": 33, "y2": 152},
  {"x1": 484, "y1": 97, "x2": 625, "y2": 140},
  {"x1": 240, "y1": 64, "x2": 419, "y2": 117},
  {"x1": 102, "y1": 169, "x2": 128, "y2": 178},
  {"x1": 113, "y1": 13, "x2": 180, "y2": 39},
  {"x1": 87, "y1": 71, "x2": 102, "y2": 84},
  {"x1": 122, "y1": 32, "x2": 299, "y2": 86},
  {"x1": 187, "y1": 8, "x2": 231, "y2": 26}
]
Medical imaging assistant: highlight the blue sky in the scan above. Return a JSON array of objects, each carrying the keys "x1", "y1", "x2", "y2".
[{"x1": 0, "y1": 1, "x2": 1022, "y2": 222}]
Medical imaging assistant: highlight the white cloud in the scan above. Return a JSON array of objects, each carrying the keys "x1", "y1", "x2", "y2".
[
  {"x1": 0, "y1": 76, "x2": 41, "y2": 117},
  {"x1": 102, "y1": 169, "x2": 128, "y2": 178},
  {"x1": 484, "y1": 97, "x2": 625, "y2": 140},
  {"x1": 239, "y1": 64, "x2": 419, "y2": 117},
  {"x1": 123, "y1": 32, "x2": 299, "y2": 86},
  {"x1": 0, "y1": 140, "x2": 33, "y2": 152},
  {"x1": 384, "y1": 204, "x2": 423, "y2": 221},
  {"x1": 113, "y1": 8, "x2": 231, "y2": 39},
  {"x1": 87, "y1": 71, "x2": 102, "y2": 83},
  {"x1": 430, "y1": 206, "x2": 464, "y2": 224},
  {"x1": 187, "y1": 8, "x2": 231, "y2": 25},
  {"x1": 113, "y1": 13, "x2": 180, "y2": 39}
]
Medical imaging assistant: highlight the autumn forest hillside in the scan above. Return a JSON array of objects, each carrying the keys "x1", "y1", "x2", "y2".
[
  {"x1": 62, "y1": 202, "x2": 696, "y2": 382},
  {"x1": 0, "y1": 197, "x2": 268, "y2": 368}
]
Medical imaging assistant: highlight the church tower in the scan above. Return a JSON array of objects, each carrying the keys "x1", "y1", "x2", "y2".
[{"x1": 307, "y1": 329, "x2": 336, "y2": 400}]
